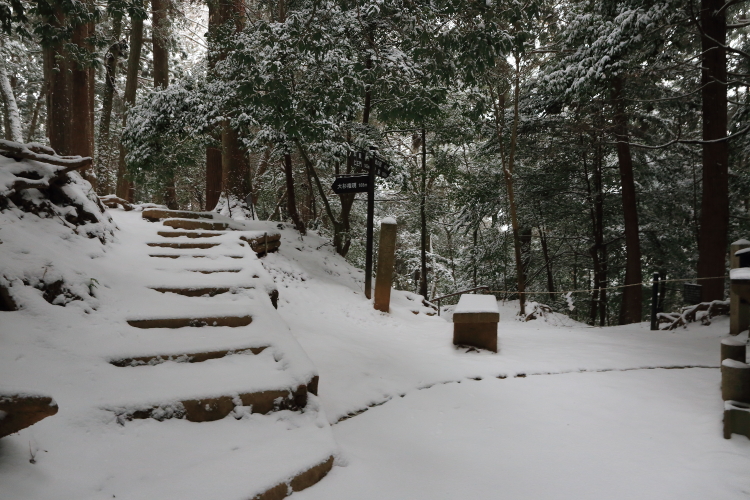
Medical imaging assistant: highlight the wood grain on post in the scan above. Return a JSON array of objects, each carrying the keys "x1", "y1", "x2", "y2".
[
  {"x1": 730, "y1": 239, "x2": 750, "y2": 335},
  {"x1": 374, "y1": 218, "x2": 398, "y2": 312},
  {"x1": 722, "y1": 359, "x2": 750, "y2": 403},
  {"x1": 722, "y1": 337, "x2": 747, "y2": 363}
]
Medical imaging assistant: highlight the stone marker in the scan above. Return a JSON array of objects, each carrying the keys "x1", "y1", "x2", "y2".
[
  {"x1": 374, "y1": 217, "x2": 398, "y2": 312},
  {"x1": 724, "y1": 400, "x2": 750, "y2": 439},
  {"x1": 722, "y1": 359, "x2": 750, "y2": 403},
  {"x1": 730, "y1": 239, "x2": 750, "y2": 335},
  {"x1": 721, "y1": 337, "x2": 747, "y2": 363},
  {"x1": 452, "y1": 294, "x2": 499, "y2": 352}
]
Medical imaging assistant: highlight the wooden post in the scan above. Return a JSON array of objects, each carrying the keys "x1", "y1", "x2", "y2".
[
  {"x1": 650, "y1": 273, "x2": 659, "y2": 331},
  {"x1": 364, "y1": 152, "x2": 375, "y2": 299},
  {"x1": 374, "y1": 218, "x2": 397, "y2": 312},
  {"x1": 730, "y1": 239, "x2": 750, "y2": 335}
]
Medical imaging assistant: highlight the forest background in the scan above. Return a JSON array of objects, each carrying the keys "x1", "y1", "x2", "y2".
[{"x1": 0, "y1": 0, "x2": 747, "y2": 325}]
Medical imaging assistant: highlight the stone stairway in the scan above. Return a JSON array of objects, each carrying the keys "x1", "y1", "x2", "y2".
[{"x1": 103, "y1": 208, "x2": 334, "y2": 499}]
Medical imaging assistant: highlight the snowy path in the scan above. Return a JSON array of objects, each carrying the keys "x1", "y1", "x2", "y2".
[
  {"x1": 260, "y1": 225, "x2": 750, "y2": 499},
  {"x1": 297, "y1": 367, "x2": 749, "y2": 500}
]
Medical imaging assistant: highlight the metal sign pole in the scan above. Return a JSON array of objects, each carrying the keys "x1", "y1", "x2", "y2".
[{"x1": 365, "y1": 154, "x2": 376, "y2": 299}]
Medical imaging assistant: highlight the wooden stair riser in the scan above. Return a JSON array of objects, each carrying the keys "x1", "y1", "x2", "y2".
[
  {"x1": 142, "y1": 209, "x2": 214, "y2": 222},
  {"x1": 147, "y1": 242, "x2": 220, "y2": 249},
  {"x1": 127, "y1": 316, "x2": 252, "y2": 329},
  {"x1": 163, "y1": 219, "x2": 229, "y2": 231},
  {"x1": 0, "y1": 394, "x2": 59, "y2": 438},
  {"x1": 157, "y1": 231, "x2": 224, "y2": 239},
  {"x1": 117, "y1": 385, "x2": 308, "y2": 423},
  {"x1": 110, "y1": 346, "x2": 268, "y2": 367}
]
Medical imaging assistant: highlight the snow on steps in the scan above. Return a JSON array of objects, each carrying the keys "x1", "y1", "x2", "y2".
[{"x1": 0, "y1": 207, "x2": 336, "y2": 499}]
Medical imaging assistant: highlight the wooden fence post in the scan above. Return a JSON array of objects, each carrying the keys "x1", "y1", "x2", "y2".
[
  {"x1": 730, "y1": 239, "x2": 750, "y2": 335},
  {"x1": 374, "y1": 217, "x2": 398, "y2": 312}
]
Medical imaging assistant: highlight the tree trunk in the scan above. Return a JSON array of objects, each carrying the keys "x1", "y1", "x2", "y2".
[
  {"x1": 539, "y1": 226, "x2": 555, "y2": 302},
  {"x1": 283, "y1": 152, "x2": 306, "y2": 233},
  {"x1": 206, "y1": 146, "x2": 222, "y2": 210},
  {"x1": 211, "y1": 0, "x2": 246, "y2": 206},
  {"x1": 25, "y1": 89, "x2": 44, "y2": 143},
  {"x1": 151, "y1": 0, "x2": 177, "y2": 208},
  {"x1": 43, "y1": 4, "x2": 69, "y2": 155},
  {"x1": 116, "y1": 14, "x2": 144, "y2": 201},
  {"x1": 612, "y1": 76, "x2": 643, "y2": 324},
  {"x1": 0, "y1": 36, "x2": 22, "y2": 143},
  {"x1": 69, "y1": 10, "x2": 96, "y2": 189},
  {"x1": 151, "y1": 0, "x2": 169, "y2": 90},
  {"x1": 496, "y1": 59, "x2": 527, "y2": 315},
  {"x1": 419, "y1": 127, "x2": 428, "y2": 299},
  {"x1": 97, "y1": 14, "x2": 123, "y2": 194},
  {"x1": 697, "y1": 0, "x2": 729, "y2": 302}
]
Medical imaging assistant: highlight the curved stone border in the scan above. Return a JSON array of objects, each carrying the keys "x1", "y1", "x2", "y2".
[
  {"x1": 0, "y1": 394, "x2": 58, "y2": 438},
  {"x1": 251, "y1": 456, "x2": 334, "y2": 500}
]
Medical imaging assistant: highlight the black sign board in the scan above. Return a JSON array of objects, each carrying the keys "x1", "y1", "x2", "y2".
[
  {"x1": 372, "y1": 157, "x2": 391, "y2": 179},
  {"x1": 349, "y1": 151, "x2": 367, "y2": 171},
  {"x1": 347, "y1": 151, "x2": 391, "y2": 179},
  {"x1": 683, "y1": 283, "x2": 702, "y2": 305},
  {"x1": 332, "y1": 174, "x2": 370, "y2": 194}
]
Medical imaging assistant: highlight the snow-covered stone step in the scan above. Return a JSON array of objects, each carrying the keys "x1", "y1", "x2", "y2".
[
  {"x1": 163, "y1": 218, "x2": 231, "y2": 231},
  {"x1": 157, "y1": 230, "x2": 225, "y2": 238},
  {"x1": 143, "y1": 209, "x2": 214, "y2": 222},
  {"x1": 147, "y1": 242, "x2": 220, "y2": 249},
  {"x1": 127, "y1": 315, "x2": 252, "y2": 329},
  {"x1": 149, "y1": 286, "x2": 252, "y2": 297},
  {"x1": 113, "y1": 385, "x2": 310, "y2": 422},
  {"x1": 60, "y1": 412, "x2": 336, "y2": 500},
  {"x1": 187, "y1": 268, "x2": 241, "y2": 274},
  {"x1": 102, "y1": 348, "x2": 315, "y2": 420},
  {"x1": 110, "y1": 346, "x2": 268, "y2": 367},
  {"x1": 149, "y1": 253, "x2": 244, "y2": 259}
]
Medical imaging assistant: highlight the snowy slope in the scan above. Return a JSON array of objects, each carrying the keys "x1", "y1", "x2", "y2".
[{"x1": 0, "y1": 208, "x2": 337, "y2": 500}]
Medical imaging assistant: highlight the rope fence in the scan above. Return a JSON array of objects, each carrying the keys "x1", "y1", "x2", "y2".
[{"x1": 484, "y1": 275, "x2": 729, "y2": 296}]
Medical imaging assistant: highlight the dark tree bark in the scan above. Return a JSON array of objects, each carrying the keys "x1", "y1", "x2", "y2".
[
  {"x1": 696, "y1": 0, "x2": 729, "y2": 302},
  {"x1": 43, "y1": 4, "x2": 69, "y2": 155},
  {"x1": 283, "y1": 152, "x2": 305, "y2": 234},
  {"x1": 419, "y1": 127, "x2": 428, "y2": 299},
  {"x1": 206, "y1": 146, "x2": 222, "y2": 209},
  {"x1": 539, "y1": 226, "x2": 555, "y2": 302},
  {"x1": 116, "y1": 15, "x2": 144, "y2": 201},
  {"x1": 151, "y1": 0, "x2": 177, "y2": 208},
  {"x1": 97, "y1": 14, "x2": 123, "y2": 194},
  {"x1": 68, "y1": 9, "x2": 95, "y2": 189},
  {"x1": 25, "y1": 89, "x2": 44, "y2": 143},
  {"x1": 612, "y1": 76, "x2": 643, "y2": 324},
  {"x1": 208, "y1": 0, "x2": 246, "y2": 208}
]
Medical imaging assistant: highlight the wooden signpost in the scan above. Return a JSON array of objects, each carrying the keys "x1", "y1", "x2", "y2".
[{"x1": 333, "y1": 150, "x2": 391, "y2": 299}]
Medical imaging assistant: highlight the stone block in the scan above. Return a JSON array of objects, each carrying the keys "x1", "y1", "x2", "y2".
[{"x1": 452, "y1": 294, "x2": 499, "y2": 353}]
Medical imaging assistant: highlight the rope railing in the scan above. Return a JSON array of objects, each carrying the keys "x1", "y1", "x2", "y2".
[
  {"x1": 485, "y1": 275, "x2": 729, "y2": 296},
  {"x1": 432, "y1": 276, "x2": 730, "y2": 316}
]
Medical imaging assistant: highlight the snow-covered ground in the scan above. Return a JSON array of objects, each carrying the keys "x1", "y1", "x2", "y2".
[
  {"x1": 2, "y1": 205, "x2": 750, "y2": 499},
  {"x1": 265, "y1": 224, "x2": 750, "y2": 500}
]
